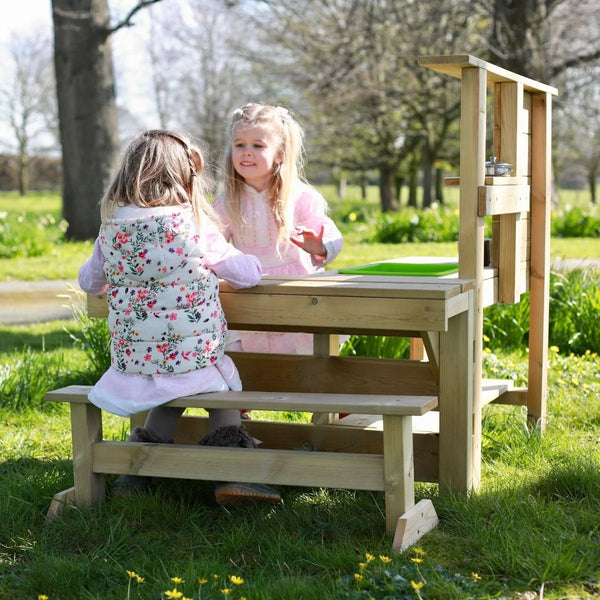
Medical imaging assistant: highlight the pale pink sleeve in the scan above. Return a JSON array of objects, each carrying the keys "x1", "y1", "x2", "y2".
[
  {"x1": 296, "y1": 189, "x2": 344, "y2": 266},
  {"x1": 199, "y1": 218, "x2": 261, "y2": 289},
  {"x1": 212, "y1": 194, "x2": 233, "y2": 241},
  {"x1": 78, "y1": 237, "x2": 108, "y2": 295}
]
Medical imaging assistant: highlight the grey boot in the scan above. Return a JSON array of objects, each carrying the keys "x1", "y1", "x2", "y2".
[
  {"x1": 112, "y1": 426, "x2": 172, "y2": 497},
  {"x1": 198, "y1": 425, "x2": 281, "y2": 505}
]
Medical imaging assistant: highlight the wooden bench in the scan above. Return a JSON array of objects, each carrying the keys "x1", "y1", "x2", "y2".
[{"x1": 47, "y1": 385, "x2": 438, "y2": 552}]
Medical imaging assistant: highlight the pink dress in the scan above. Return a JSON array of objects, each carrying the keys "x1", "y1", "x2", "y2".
[
  {"x1": 78, "y1": 205, "x2": 262, "y2": 417},
  {"x1": 213, "y1": 182, "x2": 343, "y2": 354}
]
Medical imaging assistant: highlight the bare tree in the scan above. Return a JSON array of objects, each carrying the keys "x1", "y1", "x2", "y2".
[
  {"x1": 51, "y1": 0, "x2": 161, "y2": 240},
  {"x1": 0, "y1": 29, "x2": 58, "y2": 195},
  {"x1": 148, "y1": 0, "x2": 261, "y2": 174}
]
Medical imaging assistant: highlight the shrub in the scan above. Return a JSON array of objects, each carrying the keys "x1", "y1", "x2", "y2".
[{"x1": 0, "y1": 211, "x2": 67, "y2": 258}]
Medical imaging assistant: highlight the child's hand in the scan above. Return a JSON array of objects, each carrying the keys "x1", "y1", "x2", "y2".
[{"x1": 290, "y1": 224, "x2": 327, "y2": 257}]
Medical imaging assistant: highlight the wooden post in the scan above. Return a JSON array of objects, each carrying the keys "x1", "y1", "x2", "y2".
[
  {"x1": 458, "y1": 67, "x2": 485, "y2": 492},
  {"x1": 70, "y1": 402, "x2": 105, "y2": 507},
  {"x1": 528, "y1": 92, "x2": 552, "y2": 430}
]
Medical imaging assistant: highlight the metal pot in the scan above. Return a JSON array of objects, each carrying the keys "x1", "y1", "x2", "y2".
[{"x1": 485, "y1": 156, "x2": 512, "y2": 176}]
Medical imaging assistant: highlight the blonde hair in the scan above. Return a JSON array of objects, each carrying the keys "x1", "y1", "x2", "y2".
[
  {"x1": 223, "y1": 103, "x2": 305, "y2": 242},
  {"x1": 101, "y1": 129, "x2": 215, "y2": 226}
]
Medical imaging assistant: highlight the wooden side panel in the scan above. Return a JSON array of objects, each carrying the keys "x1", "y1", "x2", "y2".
[{"x1": 230, "y1": 353, "x2": 439, "y2": 397}]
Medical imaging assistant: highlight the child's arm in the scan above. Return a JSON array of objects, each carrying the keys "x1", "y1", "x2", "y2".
[
  {"x1": 200, "y1": 219, "x2": 261, "y2": 289},
  {"x1": 78, "y1": 237, "x2": 108, "y2": 295},
  {"x1": 293, "y1": 189, "x2": 344, "y2": 266}
]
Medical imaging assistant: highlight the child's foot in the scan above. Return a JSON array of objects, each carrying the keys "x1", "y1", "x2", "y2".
[
  {"x1": 111, "y1": 474, "x2": 150, "y2": 496},
  {"x1": 214, "y1": 481, "x2": 281, "y2": 505},
  {"x1": 240, "y1": 409, "x2": 251, "y2": 420}
]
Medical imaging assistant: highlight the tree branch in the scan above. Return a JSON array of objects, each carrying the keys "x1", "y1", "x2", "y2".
[
  {"x1": 551, "y1": 48, "x2": 600, "y2": 78},
  {"x1": 109, "y1": 0, "x2": 162, "y2": 34}
]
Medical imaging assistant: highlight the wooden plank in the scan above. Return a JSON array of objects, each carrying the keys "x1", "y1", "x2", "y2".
[
  {"x1": 47, "y1": 385, "x2": 437, "y2": 416},
  {"x1": 47, "y1": 487, "x2": 76, "y2": 520},
  {"x1": 173, "y1": 417, "x2": 440, "y2": 484},
  {"x1": 221, "y1": 294, "x2": 454, "y2": 333},
  {"x1": 528, "y1": 92, "x2": 552, "y2": 429},
  {"x1": 498, "y1": 212, "x2": 525, "y2": 303},
  {"x1": 92, "y1": 442, "x2": 386, "y2": 490},
  {"x1": 383, "y1": 415, "x2": 415, "y2": 533},
  {"x1": 478, "y1": 185, "x2": 530, "y2": 216},
  {"x1": 393, "y1": 499, "x2": 439, "y2": 553},
  {"x1": 419, "y1": 54, "x2": 558, "y2": 95}
]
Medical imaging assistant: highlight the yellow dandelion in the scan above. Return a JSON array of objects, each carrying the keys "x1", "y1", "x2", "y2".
[
  {"x1": 410, "y1": 557, "x2": 423, "y2": 564},
  {"x1": 471, "y1": 572, "x2": 481, "y2": 581},
  {"x1": 171, "y1": 577, "x2": 185, "y2": 585},
  {"x1": 411, "y1": 580, "x2": 426, "y2": 590},
  {"x1": 198, "y1": 577, "x2": 209, "y2": 584},
  {"x1": 354, "y1": 573, "x2": 364, "y2": 581},
  {"x1": 358, "y1": 562, "x2": 367, "y2": 569},
  {"x1": 365, "y1": 552, "x2": 375, "y2": 562},
  {"x1": 164, "y1": 589, "x2": 183, "y2": 599},
  {"x1": 379, "y1": 555, "x2": 392, "y2": 563},
  {"x1": 229, "y1": 575, "x2": 244, "y2": 585},
  {"x1": 220, "y1": 588, "x2": 232, "y2": 595},
  {"x1": 413, "y1": 547, "x2": 426, "y2": 556}
]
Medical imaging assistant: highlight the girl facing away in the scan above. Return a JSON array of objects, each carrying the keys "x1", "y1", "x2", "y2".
[
  {"x1": 214, "y1": 103, "x2": 344, "y2": 355},
  {"x1": 78, "y1": 129, "x2": 280, "y2": 505}
]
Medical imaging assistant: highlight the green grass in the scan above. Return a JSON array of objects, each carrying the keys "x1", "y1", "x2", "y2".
[{"x1": 1, "y1": 335, "x2": 599, "y2": 599}]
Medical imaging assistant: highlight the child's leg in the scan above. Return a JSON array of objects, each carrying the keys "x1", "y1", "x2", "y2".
[{"x1": 112, "y1": 405, "x2": 184, "y2": 496}]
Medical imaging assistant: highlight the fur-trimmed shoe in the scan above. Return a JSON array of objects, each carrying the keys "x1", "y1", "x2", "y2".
[
  {"x1": 112, "y1": 426, "x2": 172, "y2": 497},
  {"x1": 198, "y1": 425, "x2": 281, "y2": 505}
]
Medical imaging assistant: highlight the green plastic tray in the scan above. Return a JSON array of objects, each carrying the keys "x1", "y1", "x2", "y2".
[{"x1": 338, "y1": 261, "x2": 459, "y2": 277}]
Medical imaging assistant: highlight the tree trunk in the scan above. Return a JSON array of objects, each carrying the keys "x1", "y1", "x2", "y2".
[
  {"x1": 18, "y1": 143, "x2": 29, "y2": 196},
  {"x1": 589, "y1": 172, "x2": 597, "y2": 204},
  {"x1": 435, "y1": 165, "x2": 444, "y2": 204},
  {"x1": 379, "y1": 164, "x2": 398, "y2": 212},
  {"x1": 421, "y1": 151, "x2": 433, "y2": 209},
  {"x1": 407, "y1": 162, "x2": 418, "y2": 208},
  {"x1": 52, "y1": 0, "x2": 120, "y2": 240}
]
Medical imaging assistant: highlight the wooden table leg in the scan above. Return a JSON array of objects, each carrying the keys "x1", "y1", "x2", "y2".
[{"x1": 438, "y1": 289, "x2": 475, "y2": 493}]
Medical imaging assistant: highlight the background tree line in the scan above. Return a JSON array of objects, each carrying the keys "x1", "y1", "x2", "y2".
[{"x1": 1, "y1": 0, "x2": 599, "y2": 239}]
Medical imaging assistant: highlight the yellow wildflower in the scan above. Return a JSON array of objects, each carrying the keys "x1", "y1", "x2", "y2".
[
  {"x1": 379, "y1": 555, "x2": 392, "y2": 563},
  {"x1": 413, "y1": 547, "x2": 426, "y2": 556},
  {"x1": 171, "y1": 577, "x2": 185, "y2": 585},
  {"x1": 212, "y1": 574, "x2": 220, "y2": 580},
  {"x1": 229, "y1": 575, "x2": 244, "y2": 585},
  {"x1": 365, "y1": 552, "x2": 375, "y2": 562},
  {"x1": 550, "y1": 345, "x2": 559, "y2": 353},
  {"x1": 472, "y1": 572, "x2": 482, "y2": 581},
  {"x1": 198, "y1": 577, "x2": 209, "y2": 584},
  {"x1": 411, "y1": 557, "x2": 423, "y2": 564},
  {"x1": 358, "y1": 562, "x2": 367, "y2": 569},
  {"x1": 220, "y1": 588, "x2": 232, "y2": 595},
  {"x1": 354, "y1": 573, "x2": 364, "y2": 581},
  {"x1": 183, "y1": 597, "x2": 193, "y2": 600},
  {"x1": 411, "y1": 580, "x2": 426, "y2": 590},
  {"x1": 348, "y1": 212, "x2": 357, "y2": 222},
  {"x1": 164, "y1": 589, "x2": 183, "y2": 599},
  {"x1": 135, "y1": 575, "x2": 145, "y2": 584},
  {"x1": 126, "y1": 570, "x2": 138, "y2": 579},
  {"x1": 38, "y1": 596, "x2": 49, "y2": 600}
]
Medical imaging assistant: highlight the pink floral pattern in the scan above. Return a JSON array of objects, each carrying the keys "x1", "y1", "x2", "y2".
[{"x1": 100, "y1": 210, "x2": 226, "y2": 375}]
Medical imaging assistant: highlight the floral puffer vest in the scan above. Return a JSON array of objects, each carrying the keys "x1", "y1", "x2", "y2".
[{"x1": 99, "y1": 209, "x2": 226, "y2": 375}]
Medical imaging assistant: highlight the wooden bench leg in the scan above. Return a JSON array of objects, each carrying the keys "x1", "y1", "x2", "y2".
[
  {"x1": 70, "y1": 402, "x2": 105, "y2": 508},
  {"x1": 392, "y1": 499, "x2": 439, "y2": 553},
  {"x1": 47, "y1": 486, "x2": 76, "y2": 520},
  {"x1": 382, "y1": 414, "x2": 415, "y2": 534}
]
